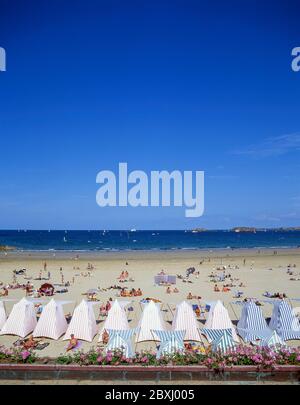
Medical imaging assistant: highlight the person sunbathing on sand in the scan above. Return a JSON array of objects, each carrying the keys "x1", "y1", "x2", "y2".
[
  {"x1": 214, "y1": 284, "x2": 220, "y2": 292},
  {"x1": 66, "y1": 334, "x2": 78, "y2": 352},
  {"x1": 173, "y1": 287, "x2": 179, "y2": 293},
  {"x1": 166, "y1": 286, "x2": 171, "y2": 294},
  {"x1": 187, "y1": 292, "x2": 193, "y2": 300},
  {"x1": 0, "y1": 288, "x2": 8, "y2": 297},
  {"x1": 23, "y1": 335, "x2": 39, "y2": 350},
  {"x1": 102, "y1": 330, "x2": 109, "y2": 344}
]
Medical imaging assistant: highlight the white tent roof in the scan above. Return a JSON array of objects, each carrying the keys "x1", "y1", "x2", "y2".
[
  {"x1": 33, "y1": 299, "x2": 68, "y2": 340},
  {"x1": 204, "y1": 300, "x2": 239, "y2": 342},
  {"x1": 63, "y1": 300, "x2": 97, "y2": 342},
  {"x1": 172, "y1": 301, "x2": 202, "y2": 341},
  {"x1": 0, "y1": 297, "x2": 37, "y2": 338},
  {"x1": 98, "y1": 299, "x2": 129, "y2": 341},
  {"x1": 136, "y1": 300, "x2": 167, "y2": 342},
  {"x1": 0, "y1": 301, "x2": 7, "y2": 330}
]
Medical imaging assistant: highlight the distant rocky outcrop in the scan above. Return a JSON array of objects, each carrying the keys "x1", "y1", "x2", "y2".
[
  {"x1": 231, "y1": 227, "x2": 257, "y2": 233},
  {"x1": 191, "y1": 228, "x2": 207, "y2": 233}
]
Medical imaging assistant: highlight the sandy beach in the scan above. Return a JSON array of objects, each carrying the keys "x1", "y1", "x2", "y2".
[{"x1": 0, "y1": 248, "x2": 300, "y2": 358}]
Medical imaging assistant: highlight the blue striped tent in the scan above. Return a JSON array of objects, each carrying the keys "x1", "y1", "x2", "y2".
[
  {"x1": 211, "y1": 330, "x2": 236, "y2": 354},
  {"x1": 269, "y1": 300, "x2": 300, "y2": 341},
  {"x1": 260, "y1": 330, "x2": 285, "y2": 348},
  {"x1": 202, "y1": 328, "x2": 236, "y2": 354},
  {"x1": 237, "y1": 301, "x2": 273, "y2": 343},
  {"x1": 152, "y1": 330, "x2": 185, "y2": 359},
  {"x1": 106, "y1": 328, "x2": 136, "y2": 358}
]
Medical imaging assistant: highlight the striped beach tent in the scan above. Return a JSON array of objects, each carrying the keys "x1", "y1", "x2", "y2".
[
  {"x1": 203, "y1": 300, "x2": 239, "y2": 342},
  {"x1": 209, "y1": 329, "x2": 236, "y2": 354},
  {"x1": 269, "y1": 300, "x2": 300, "y2": 341},
  {"x1": 63, "y1": 300, "x2": 97, "y2": 342},
  {"x1": 0, "y1": 301, "x2": 7, "y2": 330},
  {"x1": 260, "y1": 330, "x2": 285, "y2": 348},
  {"x1": 106, "y1": 328, "x2": 136, "y2": 358},
  {"x1": 33, "y1": 299, "x2": 68, "y2": 340},
  {"x1": 237, "y1": 300, "x2": 272, "y2": 342},
  {"x1": 99, "y1": 300, "x2": 130, "y2": 342},
  {"x1": 135, "y1": 300, "x2": 167, "y2": 343},
  {"x1": 172, "y1": 301, "x2": 202, "y2": 341},
  {"x1": 0, "y1": 297, "x2": 37, "y2": 338},
  {"x1": 153, "y1": 330, "x2": 185, "y2": 359}
]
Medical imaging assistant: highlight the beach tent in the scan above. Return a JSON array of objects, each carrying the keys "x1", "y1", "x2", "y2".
[
  {"x1": 237, "y1": 300, "x2": 273, "y2": 342},
  {"x1": 153, "y1": 330, "x2": 185, "y2": 359},
  {"x1": 135, "y1": 300, "x2": 167, "y2": 342},
  {"x1": 203, "y1": 300, "x2": 239, "y2": 342},
  {"x1": 106, "y1": 329, "x2": 136, "y2": 358},
  {"x1": 63, "y1": 300, "x2": 97, "y2": 342},
  {"x1": 0, "y1": 301, "x2": 7, "y2": 330},
  {"x1": 269, "y1": 300, "x2": 300, "y2": 341},
  {"x1": 205, "y1": 329, "x2": 236, "y2": 354},
  {"x1": 0, "y1": 297, "x2": 37, "y2": 338},
  {"x1": 260, "y1": 330, "x2": 285, "y2": 348},
  {"x1": 33, "y1": 299, "x2": 68, "y2": 340},
  {"x1": 99, "y1": 300, "x2": 130, "y2": 341},
  {"x1": 172, "y1": 301, "x2": 202, "y2": 341}
]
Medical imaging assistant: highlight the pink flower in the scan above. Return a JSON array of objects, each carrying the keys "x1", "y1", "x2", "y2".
[{"x1": 21, "y1": 350, "x2": 30, "y2": 361}]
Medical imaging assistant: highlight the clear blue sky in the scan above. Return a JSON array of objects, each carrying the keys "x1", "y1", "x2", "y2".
[{"x1": 0, "y1": 0, "x2": 300, "y2": 230}]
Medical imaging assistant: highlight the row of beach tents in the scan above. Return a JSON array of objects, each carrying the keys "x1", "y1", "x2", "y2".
[{"x1": 0, "y1": 298, "x2": 299, "y2": 357}]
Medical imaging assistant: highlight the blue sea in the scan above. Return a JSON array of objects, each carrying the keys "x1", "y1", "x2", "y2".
[{"x1": 1, "y1": 230, "x2": 300, "y2": 251}]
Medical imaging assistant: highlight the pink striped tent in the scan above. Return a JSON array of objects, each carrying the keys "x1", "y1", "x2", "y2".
[
  {"x1": 0, "y1": 301, "x2": 7, "y2": 330},
  {"x1": 172, "y1": 301, "x2": 202, "y2": 341},
  {"x1": 63, "y1": 300, "x2": 97, "y2": 342},
  {"x1": 135, "y1": 300, "x2": 167, "y2": 343},
  {"x1": 98, "y1": 299, "x2": 130, "y2": 342},
  {"x1": 203, "y1": 300, "x2": 239, "y2": 342},
  {"x1": 33, "y1": 299, "x2": 68, "y2": 340},
  {"x1": 0, "y1": 298, "x2": 37, "y2": 338}
]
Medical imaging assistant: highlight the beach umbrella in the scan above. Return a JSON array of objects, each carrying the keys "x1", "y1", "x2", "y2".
[
  {"x1": 153, "y1": 330, "x2": 185, "y2": 359},
  {"x1": 186, "y1": 267, "x2": 195, "y2": 277},
  {"x1": 106, "y1": 328, "x2": 136, "y2": 358},
  {"x1": 172, "y1": 301, "x2": 202, "y2": 341}
]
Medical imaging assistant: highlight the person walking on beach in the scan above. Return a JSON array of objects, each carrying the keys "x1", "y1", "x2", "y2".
[
  {"x1": 48, "y1": 271, "x2": 51, "y2": 280},
  {"x1": 44, "y1": 261, "x2": 47, "y2": 272}
]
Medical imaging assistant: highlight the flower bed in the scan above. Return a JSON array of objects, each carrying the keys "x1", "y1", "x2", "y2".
[
  {"x1": 1, "y1": 344, "x2": 300, "y2": 370},
  {"x1": 56, "y1": 345, "x2": 300, "y2": 370},
  {"x1": 0, "y1": 346, "x2": 36, "y2": 364}
]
